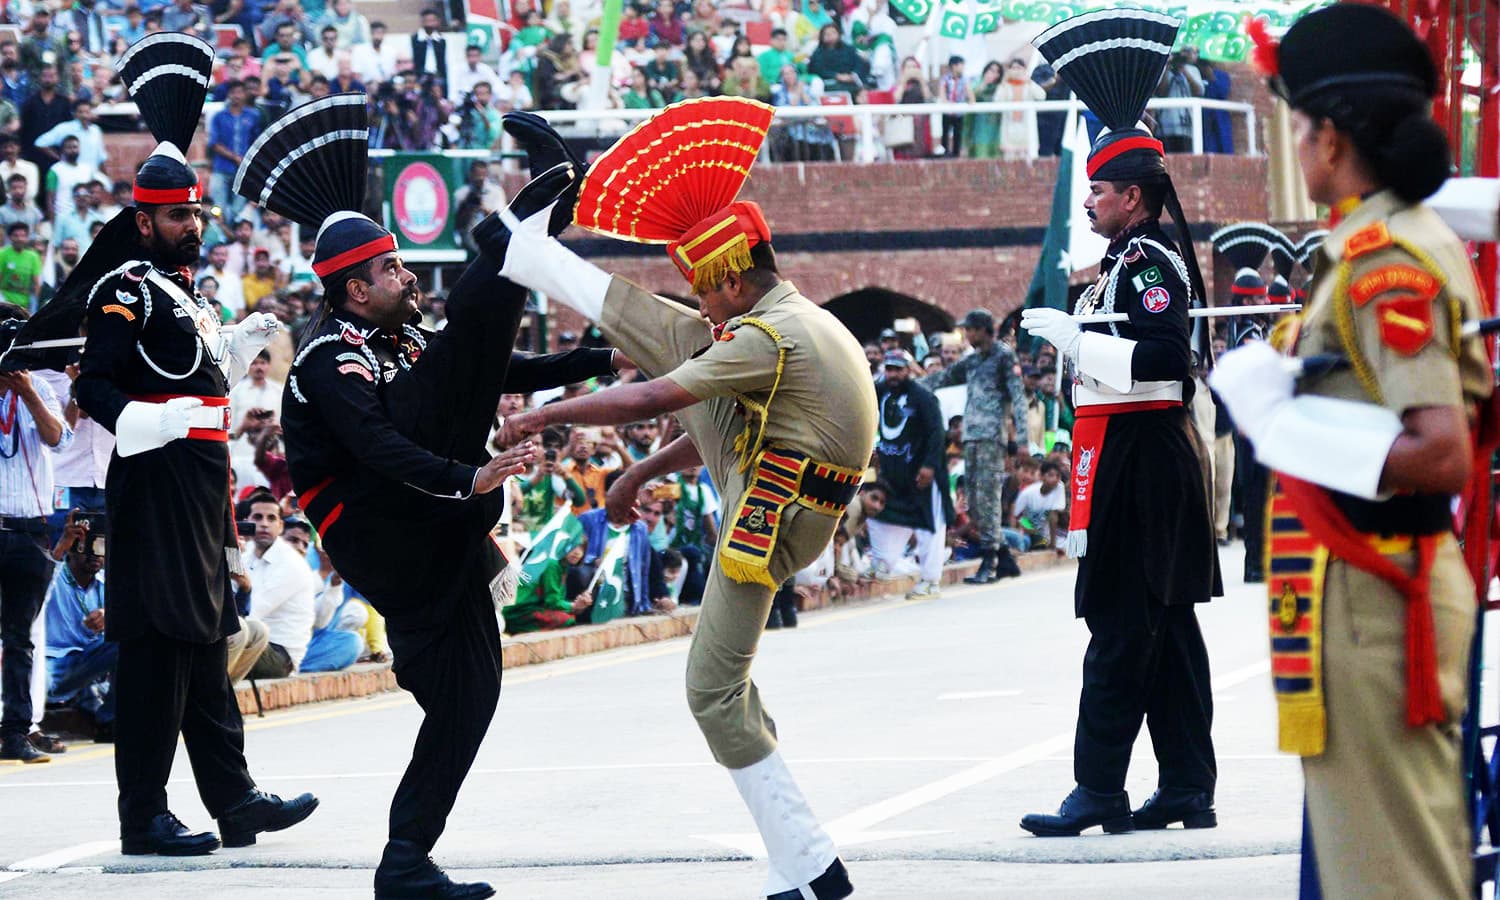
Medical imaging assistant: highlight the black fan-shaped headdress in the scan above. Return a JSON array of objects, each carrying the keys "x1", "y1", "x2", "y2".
[
  {"x1": 119, "y1": 32, "x2": 213, "y2": 204},
  {"x1": 1295, "y1": 230, "x2": 1328, "y2": 272},
  {"x1": 1033, "y1": 8, "x2": 1181, "y2": 181},
  {"x1": 1210, "y1": 222, "x2": 1281, "y2": 298},
  {"x1": 1269, "y1": 232, "x2": 1297, "y2": 301},
  {"x1": 234, "y1": 93, "x2": 394, "y2": 283}
]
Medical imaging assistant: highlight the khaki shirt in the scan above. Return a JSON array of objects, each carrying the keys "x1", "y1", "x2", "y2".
[
  {"x1": 1293, "y1": 189, "x2": 1491, "y2": 413},
  {"x1": 663, "y1": 281, "x2": 877, "y2": 471}
]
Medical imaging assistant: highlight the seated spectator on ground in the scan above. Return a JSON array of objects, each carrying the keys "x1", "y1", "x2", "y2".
[
  {"x1": 240, "y1": 490, "x2": 318, "y2": 678},
  {"x1": 286, "y1": 519, "x2": 363, "y2": 672},
  {"x1": 577, "y1": 499, "x2": 673, "y2": 620},
  {"x1": 519, "y1": 439, "x2": 586, "y2": 530},
  {"x1": 562, "y1": 426, "x2": 621, "y2": 511},
  {"x1": 1013, "y1": 460, "x2": 1067, "y2": 551},
  {"x1": 44, "y1": 514, "x2": 113, "y2": 740},
  {"x1": 844, "y1": 479, "x2": 889, "y2": 553},
  {"x1": 669, "y1": 465, "x2": 716, "y2": 605},
  {"x1": 506, "y1": 520, "x2": 591, "y2": 633}
]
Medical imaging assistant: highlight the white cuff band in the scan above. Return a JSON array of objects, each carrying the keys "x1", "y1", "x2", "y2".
[
  {"x1": 115, "y1": 401, "x2": 167, "y2": 457},
  {"x1": 1075, "y1": 332, "x2": 1137, "y2": 393},
  {"x1": 1253, "y1": 395, "x2": 1402, "y2": 500}
]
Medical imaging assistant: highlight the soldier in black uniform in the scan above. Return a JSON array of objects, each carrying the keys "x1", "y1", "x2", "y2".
[
  {"x1": 1019, "y1": 9, "x2": 1221, "y2": 837},
  {"x1": 234, "y1": 95, "x2": 617, "y2": 900},
  {"x1": 71, "y1": 34, "x2": 318, "y2": 857}
]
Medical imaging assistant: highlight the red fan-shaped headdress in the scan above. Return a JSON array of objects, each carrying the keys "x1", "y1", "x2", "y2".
[{"x1": 573, "y1": 97, "x2": 775, "y2": 293}]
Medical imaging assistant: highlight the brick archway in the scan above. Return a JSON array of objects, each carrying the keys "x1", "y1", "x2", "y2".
[{"x1": 823, "y1": 288, "x2": 956, "y2": 346}]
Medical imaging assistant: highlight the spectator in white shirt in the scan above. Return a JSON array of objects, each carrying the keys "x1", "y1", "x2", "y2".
[
  {"x1": 34, "y1": 99, "x2": 107, "y2": 171},
  {"x1": 306, "y1": 25, "x2": 342, "y2": 79},
  {"x1": 229, "y1": 351, "x2": 284, "y2": 428},
  {"x1": 241, "y1": 491, "x2": 317, "y2": 678},
  {"x1": 0, "y1": 136, "x2": 38, "y2": 205},
  {"x1": 37, "y1": 366, "x2": 111, "y2": 533},
  {"x1": 1012, "y1": 459, "x2": 1068, "y2": 550},
  {"x1": 43, "y1": 136, "x2": 105, "y2": 223},
  {"x1": 449, "y1": 44, "x2": 500, "y2": 103},
  {"x1": 200, "y1": 242, "x2": 246, "y2": 318}
]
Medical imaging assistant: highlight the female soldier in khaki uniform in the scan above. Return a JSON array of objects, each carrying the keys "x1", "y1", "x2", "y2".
[{"x1": 1213, "y1": 7, "x2": 1492, "y2": 896}]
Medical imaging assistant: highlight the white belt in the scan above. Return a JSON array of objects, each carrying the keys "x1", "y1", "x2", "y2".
[{"x1": 1073, "y1": 379, "x2": 1183, "y2": 408}]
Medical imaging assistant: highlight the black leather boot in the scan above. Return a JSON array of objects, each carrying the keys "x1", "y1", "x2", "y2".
[
  {"x1": 1019, "y1": 784, "x2": 1134, "y2": 837},
  {"x1": 121, "y1": 811, "x2": 220, "y2": 856},
  {"x1": 993, "y1": 544, "x2": 1023, "y2": 579},
  {"x1": 216, "y1": 788, "x2": 319, "y2": 847},
  {"x1": 374, "y1": 840, "x2": 495, "y2": 900},
  {"x1": 501, "y1": 110, "x2": 586, "y2": 235},
  {"x1": 1131, "y1": 788, "x2": 1217, "y2": 830},
  {"x1": 964, "y1": 549, "x2": 996, "y2": 584},
  {"x1": 768, "y1": 858, "x2": 854, "y2": 900}
]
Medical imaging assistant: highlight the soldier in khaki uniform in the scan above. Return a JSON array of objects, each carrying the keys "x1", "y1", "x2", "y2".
[
  {"x1": 494, "y1": 101, "x2": 873, "y2": 900},
  {"x1": 1213, "y1": 7, "x2": 1492, "y2": 896}
]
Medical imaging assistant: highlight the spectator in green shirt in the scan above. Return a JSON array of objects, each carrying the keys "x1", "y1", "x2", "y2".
[
  {"x1": 757, "y1": 28, "x2": 798, "y2": 87},
  {"x1": 458, "y1": 82, "x2": 503, "y2": 149},
  {"x1": 261, "y1": 22, "x2": 310, "y2": 86},
  {"x1": 622, "y1": 67, "x2": 666, "y2": 109},
  {"x1": 0, "y1": 222, "x2": 40, "y2": 310}
]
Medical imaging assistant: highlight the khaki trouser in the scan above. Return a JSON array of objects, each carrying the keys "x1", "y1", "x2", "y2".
[
  {"x1": 225, "y1": 616, "x2": 269, "y2": 684},
  {"x1": 1301, "y1": 535, "x2": 1474, "y2": 899},
  {"x1": 603, "y1": 281, "x2": 840, "y2": 768},
  {"x1": 1212, "y1": 433, "x2": 1233, "y2": 541}
]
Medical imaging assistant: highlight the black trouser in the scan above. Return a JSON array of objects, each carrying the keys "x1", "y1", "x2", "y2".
[
  {"x1": 1074, "y1": 602, "x2": 1216, "y2": 796},
  {"x1": 386, "y1": 574, "x2": 503, "y2": 853},
  {"x1": 385, "y1": 255, "x2": 526, "y2": 463},
  {"x1": 0, "y1": 529, "x2": 55, "y2": 740},
  {"x1": 677, "y1": 544, "x2": 708, "y2": 605},
  {"x1": 248, "y1": 642, "x2": 294, "y2": 679},
  {"x1": 1234, "y1": 433, "x2": 1267, "y2": 577},
  {"x1": 941, "y1": 115, "x2": 964, "y2": 157},
  {"x1": 114, "y1": 632, "x2": 254, "y2": 830}
]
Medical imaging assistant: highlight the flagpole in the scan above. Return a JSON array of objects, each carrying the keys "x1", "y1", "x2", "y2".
[{"x1": 1071, "y1": 303, "x2": 1300, "y2": 325}]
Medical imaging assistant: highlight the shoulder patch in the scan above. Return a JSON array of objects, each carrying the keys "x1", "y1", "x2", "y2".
[
  {"x1": 1350, "y1": 264, "x2": 1440, "y2": 309},
  {"x1": 717, "y1": 331, "x2": 734, "y2": 341},
  {"x1": 1130, "y1": 266, "x2": 1164, "y2": 293},
  {"x1": 335, "y1": 351, "x2": 371, "y2": 368},
  {"x1": 337, "y1": 361, "x2": 375, "y2": 381},
  {"x1": 101, "y1": 303, "x2": 135, "y2": 322},
  {"x1": 1344, "y1": 222, "x2": 1392, "y2": 260},
  {"x1": 1142, "y1": 286, "x2": 1172, "y2": 313},
  {"x1": 114, "y1": 288, "x2": 138, "y2": 306},
  {"x1": 339, "y1": 322, "x2": 367, "y2": 346},
  {"x1": 121, "y1": 262, "x2": 149, "y2": 282},
  {"x1": 1376, "y1": 294, "x2": 1434, "y2": 355}
]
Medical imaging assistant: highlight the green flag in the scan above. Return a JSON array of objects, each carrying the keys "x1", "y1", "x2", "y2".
[
  {"x1": 1023, "y1": 126, "x2": 1075, "y2": 314},
  {"x1": 518, "y1": 507, "x2": 584, "y2": 594},
  {"x1": 589, "y1": 525, "x2": 632, "y2": 624}
]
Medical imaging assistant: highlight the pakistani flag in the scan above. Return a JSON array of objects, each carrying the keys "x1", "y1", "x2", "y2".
[
  {"x1": 517, "y1": 507, "x2": 584, "y2": 593},
  {"x1": 1024, "y1": 117, "x2": 1107, "y2": 314},
  {"x1": 588, "y1": 525, "x2": 632, "y2": 625}
]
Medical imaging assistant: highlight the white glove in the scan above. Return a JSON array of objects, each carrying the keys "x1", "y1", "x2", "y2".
[
  {"x1": 115, "y1": 396, "x2": 203, "y2": 457},
  {"x1": 226, "y1": 312, "x2": 283, "y2": 383},
  {"x1": 1208, "y1": 341, "x2": 1294, "y2": 443},
  {"x1": 1020, "y1": 307, "x2": 1082, "y2": 360},
  {"x1": 499, "y1": 201, "x2": 611, "y2": 321}
]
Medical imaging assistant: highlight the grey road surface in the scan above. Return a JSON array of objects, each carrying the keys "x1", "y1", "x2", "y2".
[{"x1": 0, "y1": 546, "x2": 1307, "y2": 899}]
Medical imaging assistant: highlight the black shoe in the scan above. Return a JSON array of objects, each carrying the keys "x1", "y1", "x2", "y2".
[
  {"x1": 121, "y1": 811, "x2": 220, "y2": 856},
  {"x1": 768, "y1": 858, "x2": 853, "y2": 900},
  {"x1": 993, "y1": 546, "x2": 1023, "y2": 580},
  {"x1": 1131, "y1": 788, "x2": 1217, "y2": 830},
  {"x1": 1019, "y1": 784, "x2": 1134, "y2": 837},
  {"x1": 470, "y1": 162, "x2": 576, "y2": 260},
  {"x1": 765, "y1": 607, "x2": 783, "y2": 629},
  {"x1": 216, "y1": 788, "x2": 319, "y2": 848},
  {"x1": 501, "y1": 110, "x2": 586, "y2": 235},
  {"x1": 374, "y1": 840, "x2": 495, "y2": 900},
  {"x1": 0, "y1": 735, "x2": 49, "y2": 763},
  {"x1": 964, "y1": 549, "x2": 996, "y2": 584},
  {"x1": 28, "y1": 730, "x2": 66, "y2": 753},
  {"x1": 1243, "y1": 568, "x2": 1265, "y2": 584}
]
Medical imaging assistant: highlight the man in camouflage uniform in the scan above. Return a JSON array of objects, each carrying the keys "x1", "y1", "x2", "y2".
[{"x1": 924, "y1": 308, "x2": 1027, "y2": 582}]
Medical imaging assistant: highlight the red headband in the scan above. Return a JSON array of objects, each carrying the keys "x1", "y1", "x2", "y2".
[
  {"x1": 1085, "y1": 136, "x2": 1165, "y2": 179},
  {"x1": 313, "y1": 234, "x2": 398, "y2": 279},
  {"x1": 132, "y1": 181, "x2": 202, "y2": 205}
]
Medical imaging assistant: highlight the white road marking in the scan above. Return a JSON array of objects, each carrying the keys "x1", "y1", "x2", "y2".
[
  {"x1": 696, "y1": 660, "x2": 1271, "y2": 857},
  {"x1": 6, "y1": 840, "x2": 118, "y2": 872},
  {"x1": 937, "y1": 689, "x2": 1023, "y2": 701}
]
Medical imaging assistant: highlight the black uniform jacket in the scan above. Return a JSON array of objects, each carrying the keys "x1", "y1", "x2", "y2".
[
  {"x1": 76, "y1": 259, "x2": 238, "y2": 644},
  {"x1": 1074, "y1": 219, "x2": 1222, "y2": 618},
  {"x1": 283, "y1": 307, "x2": 613, "y2": 649}
]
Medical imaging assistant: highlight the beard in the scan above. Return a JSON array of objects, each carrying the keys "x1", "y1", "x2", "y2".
[{"x1": 146, "y1": 229, "x2": 200, "y2": 267}]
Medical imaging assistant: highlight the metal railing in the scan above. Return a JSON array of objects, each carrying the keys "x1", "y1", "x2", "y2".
[{"x1": 97, "y1": 96, "x2": 1258, "y2": 164}]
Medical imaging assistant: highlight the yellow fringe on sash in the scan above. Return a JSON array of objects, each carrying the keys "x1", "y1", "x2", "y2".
[{"x1": 689, "y1": 236, "x2": 755, "y2": 295}]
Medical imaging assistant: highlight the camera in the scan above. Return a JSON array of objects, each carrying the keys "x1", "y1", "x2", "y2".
[
  {"x1": 236, "y1": 520, "x2": 257, "y2": 538},
  {"x1": 544, "y1": 448, "x2": 558, "y2": 463}
]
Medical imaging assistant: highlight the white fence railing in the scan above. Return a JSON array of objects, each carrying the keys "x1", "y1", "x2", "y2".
[{"x1": 98, "y1": 96, "x2": 1257, "y2": 165}]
